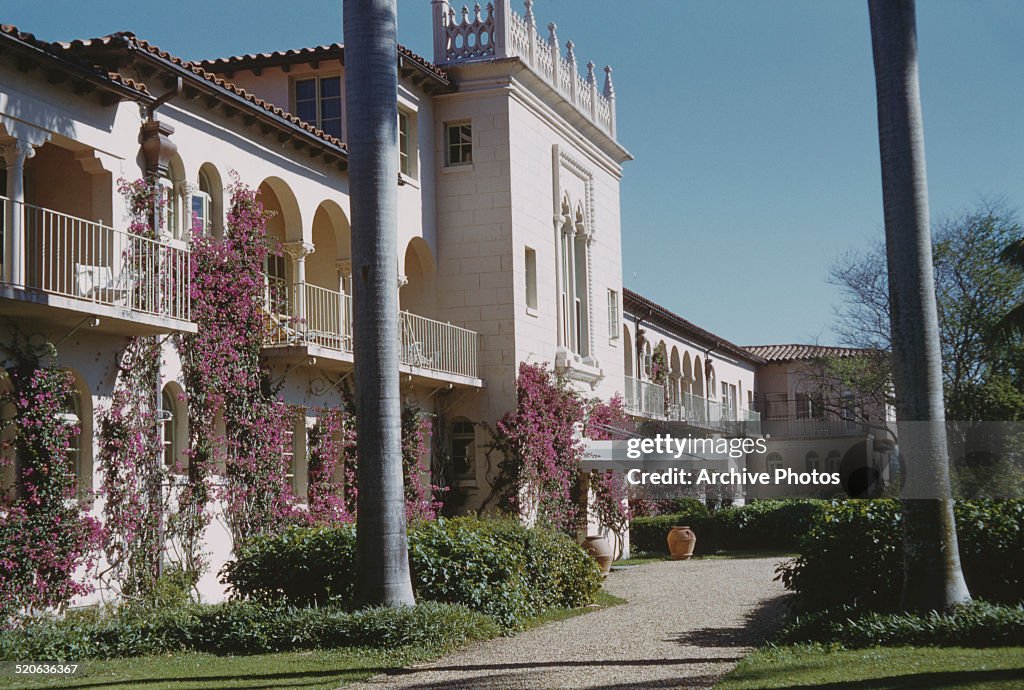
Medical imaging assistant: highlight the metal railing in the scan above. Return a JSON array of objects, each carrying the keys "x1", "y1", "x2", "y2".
[
  {"x1": 759, "y1": 417, "x2": 865, "y2": 439},
  {"x1": 2, "y1": 196, "x2": 190, "y2": 322},
  {"x1": 262, "y1": 279, "x2": 479, "y2": 380},
  {"x1": 624, "y1": 376, "x2": 665, "y2": 418}
]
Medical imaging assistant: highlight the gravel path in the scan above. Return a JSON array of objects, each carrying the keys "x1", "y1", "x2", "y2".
[{"x1": 350, "y1": 556, "x2": 789, "y2": 689}]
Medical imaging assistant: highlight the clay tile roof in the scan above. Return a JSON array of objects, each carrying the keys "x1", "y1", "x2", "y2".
[
  {"x1": 743, "y1": 344, "x2": 880, "y2": 363},
  {"x1": 622, "y1": 288, "x2": 764, "y2": 364},
  {"x1": 197, "y1": 42, "x2": 450, "y2": 84},
  {"x1": 56, "y1": 32, "x2": 347, "y2": 152},
  {"x1": 0, "y1": 24, "x2": 150, "y2": 97}
]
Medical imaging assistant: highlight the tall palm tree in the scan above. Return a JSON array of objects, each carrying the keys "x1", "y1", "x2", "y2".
[
  {"x1": 343, "y1": 0, "x2": 415, "y2": 606},
  {"x1": 868, "y1": 0, "x2": 971, "y2": 611}
]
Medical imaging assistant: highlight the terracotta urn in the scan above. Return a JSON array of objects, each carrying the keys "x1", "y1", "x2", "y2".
[
  {"x1": 581, "y1": 535, "x2": 614, "y2": 576},
  {"x1": 667, "y1": 526, "x2": 697, "y2": 560}
]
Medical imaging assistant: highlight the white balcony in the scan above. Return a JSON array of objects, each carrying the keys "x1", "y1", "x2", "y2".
[
  {"x1": 263, "y1": 277, "x2": 482, "y2": 387},
  {"x1": 0, "y1": 196, "x2": 193, "y2": 334},
  {"x1": 624, "y1": 375, "x2": 665, "y2": 418}
]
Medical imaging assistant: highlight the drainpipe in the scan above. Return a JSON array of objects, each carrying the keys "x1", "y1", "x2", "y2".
[{"x1": 139, "y1": 77, "x2": 181, "y2": 582}]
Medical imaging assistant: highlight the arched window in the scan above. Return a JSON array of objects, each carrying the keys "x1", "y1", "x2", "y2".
[
  {"x1": 766, "y1": 452, "x2": 784, "y2": 474},
  {"x1": 826, "y1": 450, "x2": 842, "y2": 474},
  {"x1": 60, "y1": 387, "x2": 83, "y2": 492},
  {"x1": 450, "y1": 419, "x2": 476, "y2": 480},
  {"x1": 805, "y1": 451, "x2": 820, "y2": 472},
  {"x1": 556, "y1": 198, "x2": 592, "y2": 359},
  {"x1": 643, "y1": 343, "x2": 653, "y2": 378}
]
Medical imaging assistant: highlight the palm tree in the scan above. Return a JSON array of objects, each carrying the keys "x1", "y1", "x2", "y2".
[
  {"x1": 343, "y1": 0, "x2": 415, "y2": 606},
  {"x1": 868, "y1": 0, "x2": 971, "y2": 611}
]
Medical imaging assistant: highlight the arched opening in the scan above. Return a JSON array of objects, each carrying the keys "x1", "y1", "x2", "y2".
[
  {"x1": 805, "y1": 451, "x2": 820, "y2": 472},
  {"x1": 669, "y1": 346, "x2": 681, "y2": 414},
  {"x1": 258, "y1": 178, "x2": 303, "y2": 314},
  {"x1": 682, "y1": 351, "x2": 693, "y2": 399},
  {"x1": 401, "y1": 238, "x2": 436, "y2": 318},
  {"x1": 766, "y1": 452, "x2": 784, "y2": 473},
  {"x1": 62, "y1": 369, "x2": 92, "y2": 497},
  {"x1": 826, "y1": 450, "x2": 842, "y2": 474},
  {"x1": 161, "y1": 382, "x2": 188, "y2": 472},
  {"x1": 194, "y1": 163, "x2": 224, "y2": 239},
  {"x1": 692, "y1": 355, "x2": 704, "y2": 397}
]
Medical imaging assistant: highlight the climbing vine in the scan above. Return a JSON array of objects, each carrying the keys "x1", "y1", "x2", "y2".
[{"x1": 0, "y1": 330, "x2": 103, "y2": 622}]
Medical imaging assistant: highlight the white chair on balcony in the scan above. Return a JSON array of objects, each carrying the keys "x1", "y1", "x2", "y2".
[{"x1": 75, "y1": 263, "x2": 132, "y2": 306}]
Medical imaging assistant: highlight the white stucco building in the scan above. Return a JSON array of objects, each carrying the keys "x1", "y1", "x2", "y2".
[{"x1": 0, "y1": 1, "x2": 882, "y2": 603}]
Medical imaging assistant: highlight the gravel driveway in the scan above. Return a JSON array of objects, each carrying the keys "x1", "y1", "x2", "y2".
[{"x1": 349, "y1": 556, "x2": 789, "y2": 689}]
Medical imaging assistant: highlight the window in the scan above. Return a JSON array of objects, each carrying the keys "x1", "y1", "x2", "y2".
[
  {"x1": 265, "y1": 252, "x2": 288, "y2": 316},
  {"x1": 766, "y1": 453, "x2": 784, "y2": 474},
  {"x1": 805, "y1": 451, "x2": 820, "y2": 473},
  {"x1": 722, "y1": 383, "x2": 737, "y2": 419},
  {"x1": 61, "y1": 389, "x2": 82, "y2": 491},
  {"x1": 399, "y1": 111, "x2": 411, "y2": 176},
  {"x1": 524, "y1": 247, "x2": 537, "y2": 310},
  {"x1": 161, "y1": 388, "x2": 177, "y2": 468},
  {"x1": 445, "y1": 121, "x2": 472, "y2": 166},
  {"x1": 294, "y1": 76, "x2": 342, "y2": 139},
  {"x1": 450, "y1": 420, "x2": 476, "y2": 479},
  {"x1": 826, "y1": 450, "x2": 842, "y2": 474},
  {"x1": 190, "y1": 170, "x2": 214, "y2": 237},
  {"x1": 607, "y1": 290, "x2": 619, "y2": 339}
]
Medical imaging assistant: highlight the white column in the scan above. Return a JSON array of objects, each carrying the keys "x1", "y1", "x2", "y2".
[
  {"x1": 1, "y1": 139, "x2": 36, "y2": 286},
  {"x1": 337, "y1": 259, "x2": 352, "y2": 348},
  {"x1": 552, "y1": 215, "x2": 564, "y2": 349},
  {"x1": 283, "y1": 241, "x2": 315, "y2": 329}
]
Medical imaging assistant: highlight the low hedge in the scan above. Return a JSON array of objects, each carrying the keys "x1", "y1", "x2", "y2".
[
  {"x1": 0, "y1": 601, "x2": 499, "y2": 660},
  {"x1": 222, "y1": 517, "x2": 602, "y2": 630},
  {"x1": 629, "y1": 499, "x2": 828, "y2": 555},
  {"x1": 776, "y1": 601, "x2": 1024, "y2": 648},
  {"x1": 778, "y1": 499, "x2": 1024, "y2": 613}
]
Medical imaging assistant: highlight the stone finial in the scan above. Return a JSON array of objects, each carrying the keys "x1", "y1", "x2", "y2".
[
  {"x1": 565, "y1": 40, "x2": 576, "y2": 67},
  {"x1": 473, "y1": 2, "x2": 481, "y2": 22},
  {"x1": 603, "y1": 65, "x2": 616, "y2": 98},
  {"x1": 548, "y1": 22, "x2": 558, "y2": 48},
  {"x1": 586, "y1": 61, "x2": 596, "y2": 84},
  {"x1": 486, "y1": 2, "x2": 494, "y2": 20},
  {"x1": 461, "y1": 4, "x2": 469, "y2": 23},
  {"x1": 524, "y1": 0, "x2": 535, "y2": 26}
]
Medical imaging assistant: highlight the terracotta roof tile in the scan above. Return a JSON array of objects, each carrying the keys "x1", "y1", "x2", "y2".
[
  {"x1": 197, "y1": 42, "x2": 450, "y2": 83},
  {"x1": 743, "y1": 344, "x2": 879, "y2": 363},
  {"x1": 57, "y1": 33, "x2": 347, "y2": 152},
  {"x1": 0, "y1": 24, "x2": 151, "y2": 97},
  {"x1": 623, "y1": 289, "x2": 764, "y2": 364}
]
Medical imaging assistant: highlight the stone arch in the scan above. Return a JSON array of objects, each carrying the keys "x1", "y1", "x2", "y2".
[
  {"x1": 692, "y1": 355, "x2": 704, "y2": 397},
  {"x1": 669, "y1": 346, "x2": 681, "y2": 409},
  {"x1": 401, "y1": 237, "x2": 436, "y2": 317},
  {"x1": 258, "y1": 176, "x2": 303, "y2": 243},
  {"x1": 682, "y1": 351, "x2": 693, "y2": 398}
]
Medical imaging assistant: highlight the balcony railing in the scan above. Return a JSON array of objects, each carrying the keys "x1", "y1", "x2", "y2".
[
  {"x1": 759, "y1": 417, "x2": 866, "y2": 439},
  {"x1": 624, "y1": 376, "x2": 665, "y2": 418},
  {"x1": 263, "y1": 279, "x2": 480, "y2": 380},
  {"x1": 625, "y1": 377, "x2": 761, "y2": 432},
  {"x1": 1, "y1": 196, "x2": 190, "y2": 322}
]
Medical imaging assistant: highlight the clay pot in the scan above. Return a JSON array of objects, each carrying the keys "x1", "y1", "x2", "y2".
[
  {"x1": 581, "y1": 535, "x2": 614, "y2": 576},
  {"x1": 667, "y1": 526, "x2": 697, "y2": 560}
]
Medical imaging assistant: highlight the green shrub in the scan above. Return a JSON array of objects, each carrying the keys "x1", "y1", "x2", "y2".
[
  {"x1": 713, "y1": 499, "x2": 829, "y2": 551},
  {"x1": 222, "y1": 517, "x2": 601, "y2": 630},
  {"x1": 776, "y1": 600, "x2": 1024, "y2": 648},
  {"x1": 778, "y1": 499, "x2": 1024, "y2": 613},
  {"x1": 0, "y1": 601, "x2": 498, "y2": 661}
]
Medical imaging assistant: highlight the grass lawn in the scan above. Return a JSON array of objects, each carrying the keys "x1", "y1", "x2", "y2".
[
  {"x1": 718, "y1": 644, "x2": 1024, "y2": 689},
  {"x1": 3, "y1": 590, "x2": 625, "y2": 690}
]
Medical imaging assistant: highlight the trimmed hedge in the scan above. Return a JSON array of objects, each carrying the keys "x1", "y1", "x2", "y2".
[
  {"x1": 776, "y1": 601, "x2": 1024, "y2": 648},
  {"x1": 222, "y1": 517, "x2": 602, "y2": 630},
  {"x1": 778, "y1": 499, "x2": 1024, "y2": 613},
  {"x1": 629, "y1": 499, "x2": 827, "y2": 556},
  {"x1": 0, "y1": 601, "x2": 499, "y2": 660}
]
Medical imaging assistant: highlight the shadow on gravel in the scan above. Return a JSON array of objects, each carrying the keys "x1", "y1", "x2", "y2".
[{"x1": 668, "y1": 593, "x2": 792, "y2": 649}]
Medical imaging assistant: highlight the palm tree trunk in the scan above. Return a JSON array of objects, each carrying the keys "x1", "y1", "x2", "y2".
[
  {"x1": 343, "y1": 0, "x2": 415, "y2": 606},
  {"x1": 868, "y1": 0, "x2": 971, "y2": 611}
]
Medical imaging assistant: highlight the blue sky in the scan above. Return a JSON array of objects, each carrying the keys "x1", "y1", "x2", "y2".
[{"x1": 6, "y1": 1, "x2": 1022, "y2": 346}]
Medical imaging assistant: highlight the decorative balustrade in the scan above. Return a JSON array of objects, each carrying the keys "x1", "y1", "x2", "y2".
[
  {"x1": 432, "y1": 0, "x2": 617, "y2": 138},
  {"x1": 262, "y1": 279, "x2": 480, "y2": 380},
  {"x1": 624, "y1": 376, "x2": 761, "y2": 433},
  {"x1": 1, "y1": 195, "x2": 191, "y2": 322}
]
